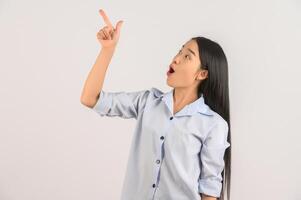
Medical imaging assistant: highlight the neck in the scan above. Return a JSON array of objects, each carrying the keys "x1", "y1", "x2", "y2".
[{"x1": 173, "y1": 86, "x2": 199, "y2": 107}]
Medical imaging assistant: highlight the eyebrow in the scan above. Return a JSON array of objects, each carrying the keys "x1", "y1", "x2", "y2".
[{"x1": 182, "y1": 45, "x2": 196, "y2": 57}]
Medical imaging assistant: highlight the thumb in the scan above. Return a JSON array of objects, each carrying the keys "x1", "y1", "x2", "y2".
[{"x1": 114, "y1": 20, "x2": 124, "y2": 39}]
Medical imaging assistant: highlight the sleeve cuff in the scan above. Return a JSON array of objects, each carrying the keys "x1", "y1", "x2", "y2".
[
  {"x1": 198, "y1": 178, "x2": 222, "y2": 198},
  {"x1": 92, "y1": 90, "x2": 112, "y2": 116}
]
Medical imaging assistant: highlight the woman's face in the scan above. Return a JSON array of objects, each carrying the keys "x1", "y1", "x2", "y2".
[{"x1": 166, "y1": 39, "x2": 208, "y2": 88}]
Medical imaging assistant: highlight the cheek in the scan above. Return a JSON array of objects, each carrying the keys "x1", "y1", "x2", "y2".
[
  {"x1": 175, "y1": 69, "x2": 196, "y2": 84},
  {"x1": 179, "y1": 69, "x2": 195, "y2": 80}
]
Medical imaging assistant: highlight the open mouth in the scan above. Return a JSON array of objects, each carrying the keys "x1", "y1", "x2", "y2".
[{"x1": 168, "y1": 66, "x2": 175, "y2": 73}]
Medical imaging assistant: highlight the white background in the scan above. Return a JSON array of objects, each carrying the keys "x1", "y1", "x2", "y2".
[{"x1": 0, "y1": 0, "x2": 300, "y2": 199}]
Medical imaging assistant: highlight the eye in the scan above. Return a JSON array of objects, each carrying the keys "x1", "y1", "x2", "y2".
[{"x1": 178, "y1": 49, "x2": 191, "y2": 60}]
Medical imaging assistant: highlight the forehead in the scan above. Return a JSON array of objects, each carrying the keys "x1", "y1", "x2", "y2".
[{"x1": 183, "y1": 40, "x2": 198, "y2": 49}]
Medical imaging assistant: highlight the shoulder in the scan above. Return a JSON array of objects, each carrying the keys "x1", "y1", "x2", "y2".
[
  {"x1": 149, "y1": 87, "x2": 164, "y2": 98},
  {"x1": 194, "y1": 107, "x2": 228, "y2": 136},
  {"x1": 204, "y1": 110, "x2": 229, "y2": 142},
  {"x1": 194, "y1": 104, "x2": 228, "y2": 135},
  {"x1": 207, "y1": 109, "x2": 228, "y2": 130}
]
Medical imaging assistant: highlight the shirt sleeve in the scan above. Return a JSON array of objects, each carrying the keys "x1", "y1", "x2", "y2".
[
  {"x1": 198, "y1": 119, "x2": 231, "y2": 197},
  {"x1": 91, "y1": 88, "x2": 151, "y2": 119}
]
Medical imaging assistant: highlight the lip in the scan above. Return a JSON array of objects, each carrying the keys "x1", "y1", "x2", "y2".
[
  {"x1": 167, "y1": 64, "x2": 176, "y2": 76},
  {"x1": 166, "y1": 68, "x2": 175, "y2": 76},
  {"x1": 167, "y1": 71, "x2": 173, "y2": 76}
]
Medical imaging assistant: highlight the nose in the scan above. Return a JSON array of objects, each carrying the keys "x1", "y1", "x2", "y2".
[{"x1": 173, "y1": 56, "x2": 180, "y2": 64}]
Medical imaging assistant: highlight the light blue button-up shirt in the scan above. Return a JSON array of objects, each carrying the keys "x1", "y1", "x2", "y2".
[{"x1": 91, "y1": 87, "x2": 230, "y2": 200}]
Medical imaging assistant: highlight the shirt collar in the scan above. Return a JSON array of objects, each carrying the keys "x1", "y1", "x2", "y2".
[{"x1": 154, "y1": 88, "x2": 214, "y2": 117}]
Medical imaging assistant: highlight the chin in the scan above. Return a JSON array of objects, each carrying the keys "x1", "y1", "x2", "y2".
[
  {"x1": 166, "y1": 79, "x2": 173, "y2": 87},
  {"x1": 166, "y1": 80, "x2": 176, "y2": 88}
]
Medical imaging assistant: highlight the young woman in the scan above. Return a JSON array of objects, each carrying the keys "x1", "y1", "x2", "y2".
[{"x1": 80, "y1": 9, "x2": 231, "y2": 200}]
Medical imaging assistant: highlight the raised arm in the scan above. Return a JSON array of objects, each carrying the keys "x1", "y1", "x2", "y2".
[{"x1": 80, "y1": 9, "x2": 124, "y2": 108}]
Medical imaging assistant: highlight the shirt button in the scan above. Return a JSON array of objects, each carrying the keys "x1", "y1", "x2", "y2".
[
  {"x1": 152, "y1": 183, "x2": 156, "y2": 188},
  {"x1": 169, "y1": 116, "x2": 173, "y2": 120},
  {"x1": 156, "y1": 159, "x2": 160, "y2": 164},
  {"x1": 160, "y1": 136, "x2": 164, "y2": 140}
]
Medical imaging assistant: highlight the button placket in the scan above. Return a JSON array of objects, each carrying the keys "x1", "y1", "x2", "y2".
[
  {"x1": 150, "y1": 115, "x2": 175, "y2": 198},
  {"x1": 151, "y1": 139, "x2": 164, "y2": 191}
]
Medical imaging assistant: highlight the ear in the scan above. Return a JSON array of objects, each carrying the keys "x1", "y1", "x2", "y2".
[{"x1": 196, "y1": 69, "x2": 208, "y2": 81}]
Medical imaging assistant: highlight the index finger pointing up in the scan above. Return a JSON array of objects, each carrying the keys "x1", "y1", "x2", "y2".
[{"x1": 99, "y1": 9, "x2": 114, "y2": 28}]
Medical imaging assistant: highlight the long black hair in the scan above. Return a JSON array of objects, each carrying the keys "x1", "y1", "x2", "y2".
[{"x1": 192, "y1": 36, "x2": 231, "y2": 200}]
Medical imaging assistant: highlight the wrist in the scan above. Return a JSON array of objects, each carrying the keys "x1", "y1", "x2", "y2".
[{"x1": 101, "y1": 46, "x2": 116, "y2": 52}]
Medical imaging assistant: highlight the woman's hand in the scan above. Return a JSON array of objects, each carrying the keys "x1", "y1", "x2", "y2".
[
  {"x1": 96, "y1": 9, "x2": 124, "y2": 49},
  {"x1": 201, "y1": 193, "x2": 217, "y2": 200}
]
